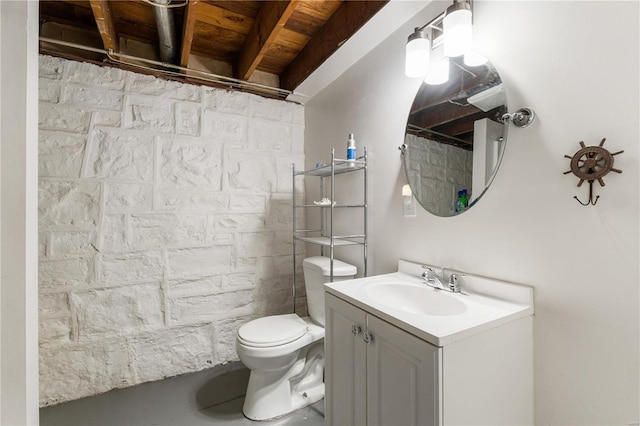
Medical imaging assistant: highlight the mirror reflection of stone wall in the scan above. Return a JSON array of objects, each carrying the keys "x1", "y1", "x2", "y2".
[
  {"x1": 404, "y1": 133, "x2": 472, "y2": 216},
  {"x1": 403, "y1": 58, "x2": 507, "y2": 217}
]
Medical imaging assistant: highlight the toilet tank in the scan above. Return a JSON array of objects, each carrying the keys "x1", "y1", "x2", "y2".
[{"x1": 303, "y1": 256, "x2": 357, "y2": 326}]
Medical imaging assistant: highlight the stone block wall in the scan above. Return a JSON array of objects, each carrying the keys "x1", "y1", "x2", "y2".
[
  {"x1": 38, "y1": 56, "x2": 305, "y2": 406},
  {"x1": 404, "y1": 134, "x2": 472, "y2": 217}
]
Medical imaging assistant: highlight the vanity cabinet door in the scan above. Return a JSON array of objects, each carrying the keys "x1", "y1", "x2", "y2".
[
  {"x1": 325, "y1": 293, "x2": 368, "y2": 426},
  {"x1": 326, "y1": 293, "x2": 442, "y2": 426},
  {"x1": 366, "y1": 314, "x2": 441, "y2": 426}
]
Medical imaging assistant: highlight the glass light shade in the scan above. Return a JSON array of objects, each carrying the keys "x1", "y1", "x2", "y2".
[
  {"x1": 405, "y1": 29, "x2": 430, "y2": 78},
  {"x1": 424, "y1": 57, "x2": 449, "y2": 85},
  {"x1": 464, "y1": 51, "x2": 488, "y2": 67},
  {"x1": 443, "y1": 3, "x2": 472, "y2": 57}
]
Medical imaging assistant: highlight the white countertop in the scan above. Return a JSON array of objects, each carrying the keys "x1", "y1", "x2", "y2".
[{"x1": 324, "y1": 260, "x2": 534, "y2": 347}]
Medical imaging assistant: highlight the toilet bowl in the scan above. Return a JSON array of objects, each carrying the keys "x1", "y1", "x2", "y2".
[{"x1": 236, "y1": 256, "x2": 357, "y2": 421}]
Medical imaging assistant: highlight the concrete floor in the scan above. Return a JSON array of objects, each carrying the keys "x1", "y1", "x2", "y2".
[{"x1": 40, "y1": 362, "x2": 325, "y2": 426}]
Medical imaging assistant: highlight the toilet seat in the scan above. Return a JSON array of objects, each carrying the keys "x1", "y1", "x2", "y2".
[{"x1": 238, "y1": 314, "x2": 308, "y2": 348}]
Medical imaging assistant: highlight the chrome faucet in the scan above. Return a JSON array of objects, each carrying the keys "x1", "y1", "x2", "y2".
[
  {"x1": 422, "y1": 266, "x2": 465, "y2": 293},
  {"x1": 421, "y1": 266, "x2": 445, "y2": 290}
]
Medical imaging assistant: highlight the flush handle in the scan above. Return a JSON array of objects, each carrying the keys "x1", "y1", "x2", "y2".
[{"x1": 351, "y1": 325, "x2": 362, "y2": 336}]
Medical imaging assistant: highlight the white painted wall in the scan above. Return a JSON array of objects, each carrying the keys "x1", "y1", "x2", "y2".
[
  {"x1": 0, "y1": 0, "x2": 40, "y2": 424},
  {"x1": 38, "y1": 57, "x2": 306, "y2": 405},
  {"x1": 305, "y1": 1, "x2": 640, "y2": 424}
]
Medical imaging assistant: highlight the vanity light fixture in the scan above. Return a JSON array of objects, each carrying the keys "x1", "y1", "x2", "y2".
[
  {"x1": 424, "y1": 57, "x2": 450, "y2": 85},
  {"x1": 443, "y1": 0, "x2": 473, "y2": 58},
  {"x1": 404, "y1": 0, "x2": 476, "y2": 81},
  {"x1": 404, "y1": 15, "x2": 442, "y2": 79},
  {"x1": 405, "y1": 28, "x2": 431, "y2": 78}
]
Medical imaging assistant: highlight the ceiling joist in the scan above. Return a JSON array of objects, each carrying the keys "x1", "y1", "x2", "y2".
[
  {"x1": 180, "y1": 0, "x2": 200, "y2": 68},
  {"x1": 280, "y1": 0, "x2": 388, "y2": 91},
  {"x1": 237, "y1": 0, "x2": 300, "y2": 81},
  {"x1": 40, "y1": 0, "x2": 389, "y2": 98},
  {"x1": 89, "y1": 0, "x2": 118, "y2": 52}
]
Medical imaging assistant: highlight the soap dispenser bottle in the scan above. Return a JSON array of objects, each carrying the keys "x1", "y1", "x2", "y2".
[{"x1": 347, "y1": 133, "x2": 356, "y2": 161}]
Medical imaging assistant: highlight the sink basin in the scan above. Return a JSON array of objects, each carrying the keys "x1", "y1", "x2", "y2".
[
  {"x1": 325, "y1": 260, "x2": 534, "y2": 346},
  {"x1": 365, "y1": 282, "x2": 467, "y2": 316}
]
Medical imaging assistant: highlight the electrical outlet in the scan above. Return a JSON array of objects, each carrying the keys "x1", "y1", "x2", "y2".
[
  {"x1": 403, "y1": 195, "x2": 416, "y2": 217},
  {"x1": 401, "y1": 184, "x2": 416, "y2": 217}
]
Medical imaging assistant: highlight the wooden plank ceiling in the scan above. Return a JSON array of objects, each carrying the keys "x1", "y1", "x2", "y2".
[{"x1": 39, "y1": 0, "x2": 389, "y2": 98}]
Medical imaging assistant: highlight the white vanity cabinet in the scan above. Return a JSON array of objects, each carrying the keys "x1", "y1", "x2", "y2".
[
  {"x1": 325, "y1": 293, "x2": 441, "y2": 426},
  {"x1": 324, "y1": 293, "x2": 368, "y2": 425},
  {"x1": 325, "y1": 287, "x2": 534, "y2": 426}
]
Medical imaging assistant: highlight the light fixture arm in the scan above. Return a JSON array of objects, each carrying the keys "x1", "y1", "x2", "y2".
[
  {"x1": 413, "y1": 11, "x2": 445, "y2": 46},
  {"x1": 415, "y1": 12, "x2": 444, "y2": 33},
  {"x1": 415, "y1": 0, "x2": 473, "y2": 33}
]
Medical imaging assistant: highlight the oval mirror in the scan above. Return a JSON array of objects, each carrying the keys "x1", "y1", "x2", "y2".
[{"x1": 403, "y1": 57, "x2": 507, "y2": 217}]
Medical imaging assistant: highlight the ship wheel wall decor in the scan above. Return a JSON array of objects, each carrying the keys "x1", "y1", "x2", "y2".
[{"x1": 563, "y1": 138, "x2": 623, "y2": 206}]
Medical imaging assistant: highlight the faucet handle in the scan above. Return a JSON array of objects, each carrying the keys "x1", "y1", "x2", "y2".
[
  {"x1": 448, "y1": 273, "x2": 466, "y2": 293},
  {"x1": 421, "y1": 266, "x2": 436, "y2": 281}
]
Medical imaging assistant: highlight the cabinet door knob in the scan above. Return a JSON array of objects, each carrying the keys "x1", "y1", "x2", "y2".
[
  {"x1": 363, "y1": 332, "x2": 374, "y2": 344},
  {"x1": 351, "y1": 325, "x2": 362, "y2": 335}
]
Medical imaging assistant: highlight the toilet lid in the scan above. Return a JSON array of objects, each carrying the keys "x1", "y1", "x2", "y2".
[{"x1": 238, "y1": 314, "x2": 308, "y2": 347}]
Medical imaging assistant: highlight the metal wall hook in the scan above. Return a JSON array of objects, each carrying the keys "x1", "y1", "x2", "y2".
[
  {"x1": 502, "y1": 107, "x2": 535, "y2": 128},
  {"x1": 563, "y1": 138, "x2": 623, "y2": 206},
  {"x1": 573, "y1": 180, "x2": 600, "y2": 206}
]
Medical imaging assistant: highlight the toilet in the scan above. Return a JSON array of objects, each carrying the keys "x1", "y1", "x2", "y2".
[{"x1": 236, "y1": 256, "x2": 357, "y2": 421}]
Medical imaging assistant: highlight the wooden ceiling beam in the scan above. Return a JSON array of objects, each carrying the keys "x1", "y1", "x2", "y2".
[
  {"x1": 237, "y1": 0, "x2": 300, "y2": 81},
  {"x1": 89, "y1": 0, "x2": 119, "y2": 52},
  {"x1": 410, "y1": 102, "x2": 481, "y2": 130},
  {"x1": 280, "y1": 0, "x2": 388, "y2": 91},
  {"x1": 180, "y1": 0, "x2": 200, "y2": 68}
]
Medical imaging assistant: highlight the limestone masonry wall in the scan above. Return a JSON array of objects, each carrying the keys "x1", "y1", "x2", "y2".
[{"x1": 38, "y1": 55, "x2": 305, "y2": 406}]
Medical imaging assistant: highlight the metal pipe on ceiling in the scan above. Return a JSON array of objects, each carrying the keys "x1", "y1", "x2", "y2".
[
  {"x1": 38, "y1": 37, "x2": 297, "y2": 99},
  {"x1": 150, "y1": 0, "x2": 178, "y2": 64}
]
